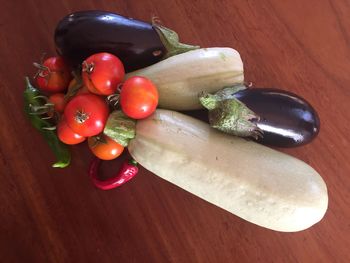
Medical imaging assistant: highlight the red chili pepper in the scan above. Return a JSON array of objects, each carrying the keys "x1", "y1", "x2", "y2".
[{"x1": 89, "y1": 157, "x2": 138, "y2": 190}]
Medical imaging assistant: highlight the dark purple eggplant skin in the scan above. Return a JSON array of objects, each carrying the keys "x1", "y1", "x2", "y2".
[
  {"x1": 54, "y1": 10, "x2": 165, "y2": 72},
  {"x1": 233, "y1": 88, "x2": 320, "y2": 147}
]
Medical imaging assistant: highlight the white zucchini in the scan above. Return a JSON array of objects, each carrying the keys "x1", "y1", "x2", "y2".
[
  {"x1": 126, "y1": 48, "x2": 244, "y2": 110},
  {"x1": 128, "y1": 110, "x2": 328, "y2": 232}
]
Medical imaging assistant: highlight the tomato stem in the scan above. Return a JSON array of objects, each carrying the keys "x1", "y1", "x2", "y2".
[
  {"x1": 33, "y1": 62, "x2": 49, "y2": 71},
  {"x1": 107, "y1": 93, "x2": 120, "y2": 108},
  {"x1": 75, "y1": 109, "x2": 90, "y2": 123},
  {"x1": 82, "y1": 61, "x2": 94, "y2": 74},
  {"x1": 90, "y1": 134, "x2": 107, "y2": 148},
  {"x1": 33, "y1": 61, "x2": 51, "y2": 80}
]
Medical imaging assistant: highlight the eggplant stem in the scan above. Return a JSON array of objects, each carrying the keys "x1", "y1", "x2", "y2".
[
  {"x1": 151, "y1": 15, "x2": 162, "y2": 25},
  {"x1": 153, "y1": 24, "x2": 200, "y2": 59}
]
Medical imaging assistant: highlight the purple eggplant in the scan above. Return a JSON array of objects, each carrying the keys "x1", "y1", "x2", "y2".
[
  {"x1": 54, "y1": 10, "x2": 198, "y2": 72},
  {"x1": 199, "y1": 85, "x2": 320, "y2": 147}
]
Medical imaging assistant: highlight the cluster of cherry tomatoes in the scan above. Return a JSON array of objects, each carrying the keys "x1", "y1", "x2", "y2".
[{"x1": 35, "y1": 52, "x2": 158, "y2": 160}]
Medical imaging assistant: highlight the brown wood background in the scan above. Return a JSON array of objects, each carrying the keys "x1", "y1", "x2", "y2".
[{"x1": 1, "y1": 0, "x2": 349, "y2": 262}]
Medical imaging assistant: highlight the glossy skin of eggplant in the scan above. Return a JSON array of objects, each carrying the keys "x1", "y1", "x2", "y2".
[
  {"x1": 54, "y1": 11, "x2": 165, "y2": 72},
  {"x1": 233, "y1": 88, "x2": 320, "y2": 147}
]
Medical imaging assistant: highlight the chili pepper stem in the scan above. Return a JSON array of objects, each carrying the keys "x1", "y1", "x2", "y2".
[{"x1": 129, "y1": 159, "x2": 138, "y2": 166}]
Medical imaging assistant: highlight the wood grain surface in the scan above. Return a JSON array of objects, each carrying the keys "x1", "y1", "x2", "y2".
[{"x1": 1, "y1": 0, "x2": 349, "y2": 262}]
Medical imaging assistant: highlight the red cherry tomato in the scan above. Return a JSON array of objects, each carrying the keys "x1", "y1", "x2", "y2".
[
  {"x1": 49, "y1": 93, "x2": 66, "y2": 113},
  {"x1": 82, "y1": 52, "x2": 125, "y2": 96},
  {"x1": 64, "y1": 93, "x2": 109, "y2": 137},
  {"x1": 88, "y1": 135, "x2": 124, "y2": 160},
  {"x1": 57, "y1": 118, "x2": 86, "y2": 145},
  {"x1": 120, "y1": 76, "x2": 158, "y2": 119},
  {"x1": 35, "y1": 56, "x2": 72, "y2": 93}
]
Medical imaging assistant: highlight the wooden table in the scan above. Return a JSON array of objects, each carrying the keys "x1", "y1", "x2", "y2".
[{"x1": 1, "y1": 1, "x2": 349, "y2": 262}]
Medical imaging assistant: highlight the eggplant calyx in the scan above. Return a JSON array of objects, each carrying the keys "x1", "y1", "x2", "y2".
[
  {"x1": 103, "y1": 110, "x2": 136, "y2": 147},
  {"x1": 153, "y1": 24, "x2": 200, "y2": 59},
  {"x1": 199, "y1": 87, "x2": 263, "y2": 139}
]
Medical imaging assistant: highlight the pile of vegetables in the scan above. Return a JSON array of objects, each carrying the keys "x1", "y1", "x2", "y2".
[
  {"x1": 24, "y1": 10, "x2": 328, "y2": 232},
  {"x1": 25, "y1": 52, "x2": 157, "y2": 182}
]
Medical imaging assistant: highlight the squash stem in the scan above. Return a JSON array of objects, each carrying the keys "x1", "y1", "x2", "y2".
[{"x1": 103, "y1": 111, "x2": 136, "y2": 147}]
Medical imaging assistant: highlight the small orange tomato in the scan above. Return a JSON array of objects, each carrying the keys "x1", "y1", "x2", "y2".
[
  {"x1": 88, "y1": 135, "x2": 124, "y2": 160},
  {"x1": 49, "y1": 93, "x2": 66, "y2": 113},
  {"x1": 57, "y1": 118, "x2": 86, "y2": 145}
]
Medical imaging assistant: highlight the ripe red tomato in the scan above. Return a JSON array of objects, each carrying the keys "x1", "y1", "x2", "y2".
[
  {"x1": 57, "y1": 118, "x2": 86, "y2": 145},
  {"x1": 120, "y1": 76, "x2": 158, "y2": 119},
  {"x1": 64, "y1": 93, "x2": 109, "y2": 137},
  {"x1": 35, "y1": 56, "x2": 72, "y2": 93},
  {"x1": 88, "y1": 135, "x2": 124, "y2": 160},
  {"x1": 49, "y1": 93, "x2": 66, "y2": 113},
  {"x1": 82, "y1": 52, "x2": 125, "y2": 96}
]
